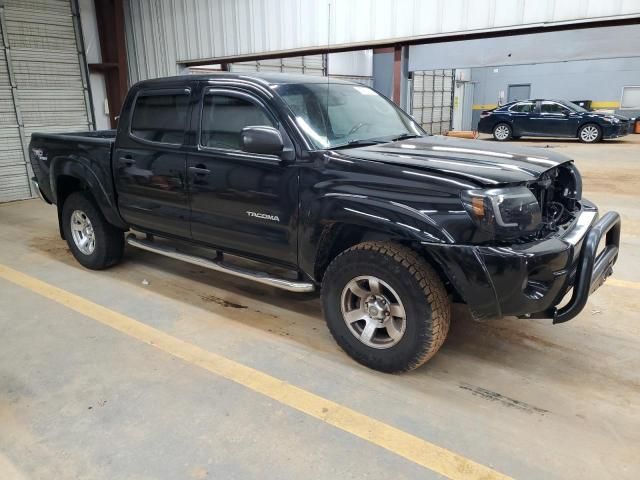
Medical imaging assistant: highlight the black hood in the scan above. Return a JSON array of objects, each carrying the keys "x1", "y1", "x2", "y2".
[{"x1": 335, "y1": 135, "x2": 573, "y2": 186}]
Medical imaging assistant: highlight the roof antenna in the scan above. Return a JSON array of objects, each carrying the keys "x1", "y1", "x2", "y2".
[{"x1": 326, "y1": 1, "x2": 331, "y2": 144}]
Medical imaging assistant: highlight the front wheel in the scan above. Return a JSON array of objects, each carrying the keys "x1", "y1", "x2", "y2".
[
  {"x1": 492, "y1": 123, "x2": 512, "y2": 141},
  {"x1": 321, "y1": 242, "x2": 450, "y2": 373},
  {"x1": 61, "y1": 192, "x2": 124, "y2": 270},
  {"x1": 578, "y1": 124, "x2": 602, "y2": 143}
]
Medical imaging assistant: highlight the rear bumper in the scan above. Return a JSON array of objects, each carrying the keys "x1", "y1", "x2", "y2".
[
  {"x1": 427, "y1": 201, "x2": 621, "y2": 322},
  {"x1": 476, "y1": 119, "x2": 494, "y2": 134},
  {"x1": 30, "y1": 176, "x2": 51, "y2": 203}
]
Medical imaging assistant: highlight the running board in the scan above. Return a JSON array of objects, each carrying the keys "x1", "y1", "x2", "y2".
[{"x1": 126, "y1": 234, "x2": 315, "y2": 293}]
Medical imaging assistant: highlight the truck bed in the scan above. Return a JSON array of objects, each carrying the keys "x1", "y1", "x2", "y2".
[
  {"x1": 31, "y1": 129, "x2": 117, "y2": 144},
  {"x1": 29, "y1": 130, "x2": 117, "y2": 207}
]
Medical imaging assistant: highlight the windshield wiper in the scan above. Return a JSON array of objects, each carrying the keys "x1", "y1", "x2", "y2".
[
  {"x1": 329, "y1": 138, "x2": 388, "y2": 149},
  {"x1": 390, "y1": 133, "x2": 422, "y2": 141}
]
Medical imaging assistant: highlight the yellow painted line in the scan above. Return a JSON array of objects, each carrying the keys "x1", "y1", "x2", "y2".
[
  {"x1": 606, "y1": 278, "x2": 640, "y2": 291},
  {"x1": 590, "y1": 101, "x2": 620, "y2": 109},
  {"x1": 472, "y1": 104, "x2": 498, "y2": 110},
  {"x1": 0, "y1": 264, "x2": 509, "y2": 480}
]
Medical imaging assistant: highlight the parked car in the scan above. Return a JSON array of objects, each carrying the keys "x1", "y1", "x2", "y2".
[
  {"x1": 29, "y1": 74, "x2": 620, "y2": 373},
  {"x1": 478, "y1": 99, "x2": 633, "y2": 143}
]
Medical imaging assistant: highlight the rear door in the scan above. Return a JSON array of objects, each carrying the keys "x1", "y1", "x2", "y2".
[
  {"x1": 114, "y1": 87, "x2": 192, "y2": 238},
  {"x1": 187, "y1": 85, "x2": 299, "y2": 266},
  {"x1": 507, "y1": 101, "x2": 536, "y2": 135}
]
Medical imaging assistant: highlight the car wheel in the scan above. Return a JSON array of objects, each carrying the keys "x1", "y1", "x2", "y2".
[
  {"x1": 321, "y1": 241, "x2": 450, "y2": 373},
  {"x1": 493, "y1": 123, "x2": 512, "y2": 141},
  {"x1": 578, "y1": 124, "x2": 602, "y2": 143},
  {"x1": 62, "y1": 191, "x2": 124, "y2": 270}
]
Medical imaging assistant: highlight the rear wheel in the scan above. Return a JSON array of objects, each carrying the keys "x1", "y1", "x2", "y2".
[
  {"x1": 493, "y1": 123, "x2": 512, "y2": 141},
  {"x1": 321, "y1": 241, "x2": 450, "y2": 373},
  {"x1": 578, "y1": 123, "x2": 601, "y2": 143},
  {"x1": 61, "y1": 192, "x2": 124, "y2": 270}
]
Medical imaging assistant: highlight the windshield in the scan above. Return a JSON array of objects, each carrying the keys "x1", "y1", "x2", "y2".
[
  {"x1": 275, "y1": 83, "x2": 423, "y2": 149},
  {"x1": 561, "y1": 100, "x2": 588, "y2": 113}
]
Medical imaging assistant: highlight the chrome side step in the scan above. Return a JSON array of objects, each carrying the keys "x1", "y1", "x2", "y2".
[{"x1": 126, "y1": 234, "x2": 315, "y2": 293}]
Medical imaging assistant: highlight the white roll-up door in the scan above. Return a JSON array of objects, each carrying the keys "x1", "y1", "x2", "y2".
[
  {"x1": 411, "y1": 69, "x2": 454, "y2": 135},
  {"x1": 0, "y1": 0, "x2": 92, "y2": 203}
]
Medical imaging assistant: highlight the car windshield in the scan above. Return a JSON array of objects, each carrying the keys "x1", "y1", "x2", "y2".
[
  {"x1": 561, "y1": 101, "x2": 588, "y2": 113},
  {"x1": 275, "y1": 83, "x2": 424, "y2": 149}
]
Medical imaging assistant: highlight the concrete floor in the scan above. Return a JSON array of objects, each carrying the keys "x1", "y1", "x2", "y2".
[{"x1": 1, "y1": 136, "x2": 639, "y2": 479}]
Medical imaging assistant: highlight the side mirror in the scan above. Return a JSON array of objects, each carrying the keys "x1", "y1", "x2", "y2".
[{"x1": 240, "y1": 126, "x2": 284, "y2": 156}]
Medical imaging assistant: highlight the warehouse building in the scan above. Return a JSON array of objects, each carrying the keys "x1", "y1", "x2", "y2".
[
  {"x1": 2, "y1": 2, "x2": 640, "y2": 479},
  {"x1": 2, "y1": 0, "x2": 640, "y2": 203}
]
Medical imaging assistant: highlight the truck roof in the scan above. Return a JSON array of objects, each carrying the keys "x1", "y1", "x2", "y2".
[{"x1": 135, "y1": 72, "x2": 359, "y2": 89}]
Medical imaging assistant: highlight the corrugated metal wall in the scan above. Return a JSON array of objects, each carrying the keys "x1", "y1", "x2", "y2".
[
  {"x1": 229, "y1": 55, "x2": 326, "y2": 76},
  {"x1": 187, "y1": 54, "x2": 374, "y2": 86},
  {"x1": 0, "y1": 0, "x2": 92, "y2": 203},
  {"x1": 123, "y1": 0, "x2": 640, "y2": 83}
]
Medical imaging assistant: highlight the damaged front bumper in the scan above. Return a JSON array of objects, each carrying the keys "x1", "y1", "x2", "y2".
[
  {"x1": 528, "y1": 210, "x2": 620, "y2": 323},
  {"x1": 426, "y1": 201, "x2": 621, "y2": 322}
]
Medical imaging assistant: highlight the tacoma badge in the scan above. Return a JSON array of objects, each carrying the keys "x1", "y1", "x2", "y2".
[{"x1": 246, "y1": 211, "x2": 280, "y2": 222}]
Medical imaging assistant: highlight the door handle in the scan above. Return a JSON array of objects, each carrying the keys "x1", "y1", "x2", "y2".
[
  {"x1": 189, "y1": 165, "x2": 210, "y2": 175},
  {"x1": 118, "y1": 156, "x2": 135, "y2": 166}
]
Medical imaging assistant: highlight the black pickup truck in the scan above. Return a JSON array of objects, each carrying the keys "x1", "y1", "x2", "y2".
[{"x1": 29, "y1": 73, "x2": 621, "y2": 373}]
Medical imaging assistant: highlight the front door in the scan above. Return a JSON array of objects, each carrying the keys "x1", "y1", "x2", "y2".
[
  {"x1": 188, "y1": 86, "x2": 298, "y2": 266},
  {"x1": 114, "y1": 88, "x2": 192, "y2": 238},
  {"x1": 535, "y1": 100, "x2": 573, "y2": 137}
]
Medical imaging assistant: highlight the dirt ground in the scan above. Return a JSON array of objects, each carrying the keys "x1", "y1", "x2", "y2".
[{"x1": 1, "y1": 135, "x2": 639, "y2": 479}]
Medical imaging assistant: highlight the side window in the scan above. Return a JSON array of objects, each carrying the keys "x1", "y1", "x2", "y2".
[
  {"x1": 201, "y1": 93, "x2": 275, "y2": 150},
  {"x1": 510, "y1": 102, "x2": 534, "y2": 113},
  {"x1": 130, "y1": 92, "x2": 189, "y2": 144},
  {"x1": 541, "y1": 102, "x2": 568, "y2": 114}
]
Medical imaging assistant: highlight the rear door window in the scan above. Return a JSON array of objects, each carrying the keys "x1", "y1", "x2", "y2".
[
  {"x1": 509, "y1": 102, "x2": 535, "y2": 113},
  {"x1": 131, "y1": 92, "x2": 190, "y2": 144}
]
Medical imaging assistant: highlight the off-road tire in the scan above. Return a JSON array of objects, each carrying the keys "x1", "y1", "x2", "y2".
[
  {"x1": 321, "y1": 241, "x2": 450, "y2": 373},
  {"x1": 61, "y1": 191, "x2": 124, "y2": 270}
]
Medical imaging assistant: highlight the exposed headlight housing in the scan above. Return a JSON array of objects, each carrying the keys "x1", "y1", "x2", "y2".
[{"x1": 461, "y1": 186, "x2": 542, "y2": 239}]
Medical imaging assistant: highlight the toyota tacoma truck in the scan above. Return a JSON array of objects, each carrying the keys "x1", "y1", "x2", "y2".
[{"x1": 29, "y1": 73, "x2": 621, "y2": 373}]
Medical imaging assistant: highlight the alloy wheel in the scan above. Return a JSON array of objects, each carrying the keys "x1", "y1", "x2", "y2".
[
  {"x1": 580, "y1": 125, "x2": 599, "y2": 142},
  {"x1": 494, "y1": 124, "x2": 510, "y2": 140},
  {"x1": 70, "y1": 209, "x2": 96, "y2": 255},
  {"x1": 340, "y1": 275, "x2": 407, "y2": 349}
]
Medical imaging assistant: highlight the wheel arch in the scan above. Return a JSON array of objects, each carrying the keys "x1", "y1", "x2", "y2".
[
  {"x1": 302, "y1": 195, "x2": 455, "y2": 280},
  {"x1": 52, "y1": 157, "x2": 127, "y2": 237}
]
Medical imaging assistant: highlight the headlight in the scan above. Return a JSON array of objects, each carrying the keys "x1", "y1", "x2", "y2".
[
  {"x1": 604, "y1": 116, "x2": 620, "y2": 124},
  {"x1": 461, "y1": 186, "x2": 542, "y2": 239}
]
